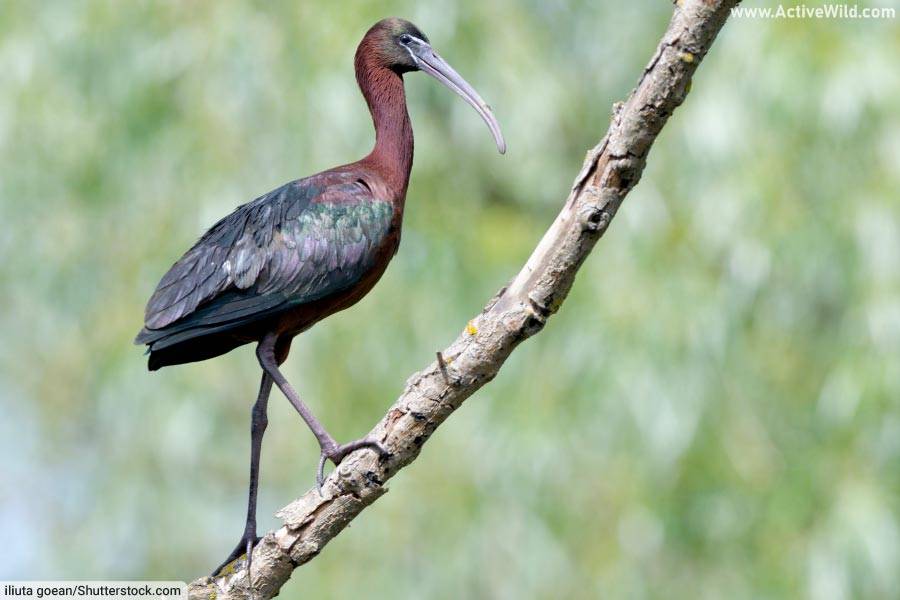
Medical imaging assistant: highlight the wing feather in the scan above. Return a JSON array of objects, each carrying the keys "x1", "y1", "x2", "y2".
[{"x1": 138, "y1": 173, "x2": 393, "y2": 340}]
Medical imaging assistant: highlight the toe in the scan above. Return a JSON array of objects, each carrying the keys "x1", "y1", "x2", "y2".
[
  {"x1": 316, "y1": 453, "x2": 328, "y2": 491},
  {"x1": 371, "y1": 440, "x2": 390, "y2": 457}
]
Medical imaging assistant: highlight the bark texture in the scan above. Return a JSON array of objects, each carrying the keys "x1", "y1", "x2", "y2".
[{"x1": 188, "y1": 1, "x2": 740, "y2": 597}]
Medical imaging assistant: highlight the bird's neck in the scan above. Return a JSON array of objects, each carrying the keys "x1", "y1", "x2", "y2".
[{"x1": 356, "y1": 54, "x2": 413, "y2": 198}]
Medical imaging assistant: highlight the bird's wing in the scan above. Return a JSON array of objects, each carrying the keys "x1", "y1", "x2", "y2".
[{"x1": 138, "y1": 172, "x2": 394, "y2": 337}]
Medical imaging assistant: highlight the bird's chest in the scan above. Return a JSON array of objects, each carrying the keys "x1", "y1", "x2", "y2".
[
  {"x1": 336, "y1": 202, "x2": 403, "y2": 297},
  {"x1": 274, "y1": 199, "x2": 402, "y2": 333}
]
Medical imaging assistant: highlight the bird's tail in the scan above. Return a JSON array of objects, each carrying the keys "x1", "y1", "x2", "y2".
[{"x1": 135, "y1": 324, "x2": 245, "y2": 371}]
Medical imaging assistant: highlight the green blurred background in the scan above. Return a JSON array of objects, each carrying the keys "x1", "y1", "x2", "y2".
[{"x1": 1, "y1": 0, "x2": 899, "y2": 598}]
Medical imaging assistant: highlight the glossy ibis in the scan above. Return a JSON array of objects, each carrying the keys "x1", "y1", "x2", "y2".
[{"x1": 135, "y1": 18, "x2": 505, "y2": 573}]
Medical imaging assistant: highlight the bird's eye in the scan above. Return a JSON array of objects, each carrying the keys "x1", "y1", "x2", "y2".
[{"x1": 399, "y1": 34, "x2": 413, "y2": 44}]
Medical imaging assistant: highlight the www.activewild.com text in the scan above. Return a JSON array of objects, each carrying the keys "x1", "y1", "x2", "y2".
[{"x1": 731, "y1": 4, "x2": 896, "y2": 19}]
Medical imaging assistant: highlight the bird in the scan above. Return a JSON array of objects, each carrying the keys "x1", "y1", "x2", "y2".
[{"x1": 134, "y1": 17, "x2": 505, "y2": 574}]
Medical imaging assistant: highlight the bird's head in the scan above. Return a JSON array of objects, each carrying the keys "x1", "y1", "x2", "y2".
[{"x1": 361, "y1": 17, "x2": 506, "y2": 154}]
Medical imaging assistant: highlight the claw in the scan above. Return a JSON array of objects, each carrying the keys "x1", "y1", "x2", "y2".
[
  {"x1": 315, "y1": 437, "x2": 390, "y2": 494},
  {"x1": 372, "y1": 440, "x2": 389, "y2": 458},
  {"x1": 213, "y1": 531, "x2": 261, "y2": 576},
  {"x1": 316, "y1": 454, "x2": 328, "y2": 494},
  {"x1": 245, "y1": 536, "x2": 255, "y2": 576}
]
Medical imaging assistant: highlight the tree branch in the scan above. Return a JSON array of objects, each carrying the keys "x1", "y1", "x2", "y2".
[{"x1": 188, "y1": 1, "x2": 739, "y2": 597}]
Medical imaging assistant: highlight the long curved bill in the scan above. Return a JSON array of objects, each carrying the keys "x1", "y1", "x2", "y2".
[{"x1": 406, "y1": 39, "x2": 507, "y2": 154}]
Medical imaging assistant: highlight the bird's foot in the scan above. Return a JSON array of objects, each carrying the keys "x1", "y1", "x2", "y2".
[
  {"x1": 212, "y1": 528, "x2": 261, "y2": 577},
  {"x1": 317, "y1": 436, "x2": 389, "y2": 492}
]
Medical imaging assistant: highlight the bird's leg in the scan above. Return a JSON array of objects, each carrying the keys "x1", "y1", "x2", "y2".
[
  {"x1": 256, "y1": 333, "x2": 389, "y2": 492},
  {"x1": 213, "y1": 372, "x2": 272, "y2": 577}
]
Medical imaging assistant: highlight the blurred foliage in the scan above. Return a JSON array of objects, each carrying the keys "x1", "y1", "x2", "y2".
[{"x1": 1, "y1": 1, "x2": 899, "y2": 598}]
